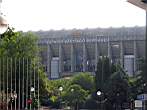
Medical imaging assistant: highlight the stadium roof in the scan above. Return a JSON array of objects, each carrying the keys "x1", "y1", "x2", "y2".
[{"x1": 128, "y1": 0, "x2": 147, "y2": 10}]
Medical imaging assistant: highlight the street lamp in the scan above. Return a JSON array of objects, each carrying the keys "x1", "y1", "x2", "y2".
[
  {"x1": 59, "y1": 86, "x2": 63, "y2": 92},
  {"x1": 70, "y1": 88, "x2": 79, "y2": 110},
  {"x1": 97, "y1": 90, "x2": 102, "y2": 110},
  {"x1": 96, "y1": 90, "x2": 107, "y2": 110},
  {"x1": 58, "y1": 86, "x2": 63, "y2": 109},
  {"x1": 31, "y1": 87, "x2": 35, "y2": 92},
  {"x1": 97, "y1": 90, "x2": 102, "y2": 96},
  {"x1": 71, "y1": 88, "x2": 74, "y2": 92},
  {"x1": 28, "y1": 87, "x2": 34, "y2": 109},
  {"x1": 0, "y1": 0, "x2": 8, "y2": 35}
]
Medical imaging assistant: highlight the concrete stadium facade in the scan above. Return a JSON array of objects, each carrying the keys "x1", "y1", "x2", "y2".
[{"x1": 37, "y1": 27, "x2": 145, "y2": 79}]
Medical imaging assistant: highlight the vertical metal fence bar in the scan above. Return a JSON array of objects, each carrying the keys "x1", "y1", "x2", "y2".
[
  {"x1": 10, "y1": 58, "x2": 12, "y2": 110},
  {"x1": 37, "y1": 61, "x2": 40, "y2": 110},
  {"x1": 37, "y1": 38, "x2": 40, "y2": 110},
  {"x1": 2, "y1": 58, "x2": 4, "y2": 109},
  {"x1": 3, "y1": 58, "x2": 5, "y2": 109},
  {"x1": 0, "y1": 58, "x2": 41, "y2": 110},
  {"x1": 0, "y1": 58, "x2": 2, "y2": 110},
  {"x1": 26, "y1": 58, "x2": 28, "y2": 109},
  {"x1": 14, "y1": 58, "x2": 16, "y2": 110},
  {"x1": 34, "y1": 61, "x2": 35, "y2": 110},
  {"x1": 0, "y1": 58, "x2": 3, "y2": 109},
  {"x1": 0, "y1": 60, "x2": 1, "y2": 110},
  {"x1": 0, "y1": 58, "x2": 1, "y2": 110},
  {"x1": 6, "y1": 58, "x2": 8, "y2": 110},
  {"x1": 22, "y1": 58, "x2": 24, "y2": 109},
  {"x1": 1, "y1": 58, "x2": 4, "y2": 109},
  {"x1": 30, "y1": 59, "x2": 32, "y2": 110},
  {"x1": 18, "y1": 58, "x2": 20, "y2": 110}
]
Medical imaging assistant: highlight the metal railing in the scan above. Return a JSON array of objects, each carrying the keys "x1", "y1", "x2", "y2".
[{"x1": 0, "y1": 57, "x2": 40, "y2": 110}]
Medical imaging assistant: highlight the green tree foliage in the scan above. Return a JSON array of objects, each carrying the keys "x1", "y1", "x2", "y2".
[
  {"x1": 45, "y1": 73, "x2": 94, "y2": 109},
  {"x1": 95, "y1": 57, "x2": 131, "y2": 109},
  {"x1": 137, "y1": 58, "x2": 146, "y2": 81},
  {"x1": 39, "y1": 78, "x2": 71, "y2": 108},
  {"x1": 137, "y1": 58, "x2": 147, "y2": 93},
  {"x1": 127, "y1": 75, "x2": 142, "y2": 99},
  {"x1": 95, "y1": 56, "x2": 117, "y2": 91},
  {"x1": 71, "y1": 72, "x2": 95, "y2": 92},
  {"x1": 127, "y1": 57, "x2": 147, "y2": 98},
  {"x1": 0, "y1": 27, "x2": 49, "y2": 108},
  {"x1": 106, "y1": 66, "x2": 129, "y2": 100},
  {"x1": 47, "y1": 79, "x2": 70, "y2": 98},
  {"x1": 62, "y1": 84, "x2": 88, "y2": 110},
  {"x1": 0, "y1": 28, "x2": 38, "y2": 58}
]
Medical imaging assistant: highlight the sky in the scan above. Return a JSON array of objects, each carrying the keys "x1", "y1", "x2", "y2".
[{"x1": 1, "y1": 0, "x2": 146, "y2": 32}]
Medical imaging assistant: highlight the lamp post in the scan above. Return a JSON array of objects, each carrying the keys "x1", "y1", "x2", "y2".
[
  {"x1": 97, "y1": 90, "x2": 102, "y2": 96},
  {"x1": 59, "y1": 86, "x2": 63, "y2": 109},
  {"x1": 29, "y1": 87, "x2": 34, "y2": 109},
  {"x1": 116, "y1": 92, "x2": 121, "y2": 110},
  {"x1": 96, "y1": 90, "x2": 107, "y2": 110},
  {"x1": 97, "y1": 90, "x2": 102, "y2": 110},
  {"x1": 70, "y1": 88, "x2": 78, "y2": 110}
]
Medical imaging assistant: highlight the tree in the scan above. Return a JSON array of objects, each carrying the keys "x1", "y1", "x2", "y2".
[
  {"x1": 127, "y1": 58, "x2": 147, "y2": 100},
  {"x1": 71, "y1": 72, "x2": 95, "y2": 92},
  {"x1": 62, "y1": 84, "x2": 88, "y2": 110},
  {"x1": 39, "y1": 78, "x2": 71, "y2": 108},
  {"x1": 0, "y1": 27, "x2": 49, "y2": 108},
  {"x1": 0, "y1": 28, "x2": 38, "y2": 58},
  {"x1": 127, "y1": 75, "x2": 142, "y2": 99},
  {"x1": 137, "y1": 58, "x2": 147, "y2": 93},
  {"x1": 105, "y1": 66, "x2": 130, "y2": 110},
  {"x1": 95, "y1": 57, "x2": 130, "y2": 110},
  {"x1": 95, "y1": 56, "x2": 117, "y2": 92}
]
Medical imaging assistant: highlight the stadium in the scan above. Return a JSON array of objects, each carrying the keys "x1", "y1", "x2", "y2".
[{"x1": 37, "y1": 27, "x2": 145, "y2": 79}]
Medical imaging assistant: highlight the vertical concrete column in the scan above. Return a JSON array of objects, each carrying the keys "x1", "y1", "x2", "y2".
[
  {"x1": 83, "y1": 42, "x2": 87, "y2": 72},
  {"x1": 120, "y1": 41, "x2": 124, "y2": 68},
  {"x1": 71, "y1": 44, "x2": 75, "y2": 72},
  {"x1": 47, "y1": 44, "x2": 52, "y2": 78},
  {"x1": 95, "y1": 41, "x2": 99, "y2": 71},
  {"x1": 108, "y1": 39, "x2": 111, "y2": 59},
  {"x1": 59, "y1": 44, "x2": 63, "y2": 75},
  {"x1": 134, "y1": 40, "x2": 137, "y2": 73}
]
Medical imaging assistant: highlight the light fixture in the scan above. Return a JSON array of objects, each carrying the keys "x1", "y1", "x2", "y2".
[
  {"x1": 59, "y1": 86, "x2": 63, "y2": 92},
  {"x1": 71, "y1": 88, "x2": 74, "y2": 92},
  {"x1": 31, "y1": 87, "x2": 35, "y2": 92},
  {"x1": 0, "y1": 0, "x2": 8, "y2": 35},
  {"x1": 97, "y1": 90, "x2": 102, "y2": 96}
]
